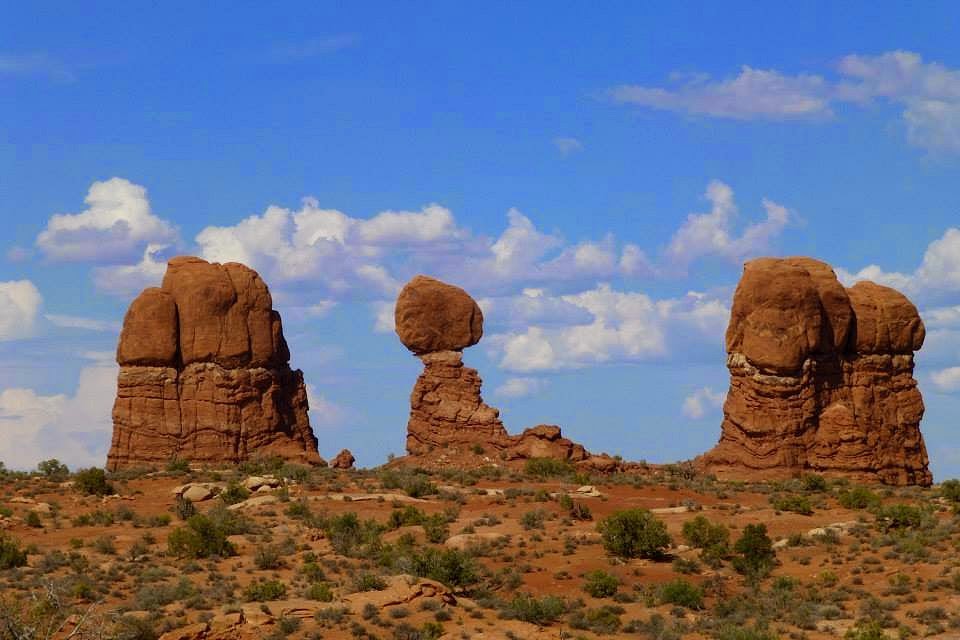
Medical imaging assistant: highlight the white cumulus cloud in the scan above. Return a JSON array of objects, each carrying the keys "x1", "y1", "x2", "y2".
[
  {"x1": 682, "y1": 387, "x2": 726, "y2": 419},
  {"x1": 494, "y1": 377, "x2": 547, "y2": 398},
  {"x1": 930, "y1": 367, "x2": 960, "y2": 393},
  {"x1": 0, "y1": 354, "x2": 116, "y2": 470},
  {"x1": 665, "y1": 180, "x2": 791, "y2": 269},
  {"x1": 36, "y1": 178, "x2": 178, "y2": 262},
  {"x1": 0, "y1": 280, "x2": 42, "y2": 341}
]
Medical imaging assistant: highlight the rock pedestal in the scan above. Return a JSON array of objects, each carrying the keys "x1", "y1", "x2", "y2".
[
  {"x1": 698, "y1": 257, "x2": 930, "y2": 486},
  {"x1": 395, "y1": 275, "x2": 611, "y2": 470},
  {"x1": 107, "y1": 256, "x2": 324, "y2": 470}
]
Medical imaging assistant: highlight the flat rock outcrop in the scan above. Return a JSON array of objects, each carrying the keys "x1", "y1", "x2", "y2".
[
  {"x1": 396, "y1": 275, "x2": 615, "y2": 471},
  {"x1": 699, "y1": 257, "x2": 930, "y2": 486},
  {"x1": 107, "y1": 256, "x2": 324, "y2": 470}
]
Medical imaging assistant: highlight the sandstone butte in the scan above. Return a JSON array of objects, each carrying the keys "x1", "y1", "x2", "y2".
[
  {"x1": 698, "y1": 257, "x2": 931, "y2": 486},
  {"x1": 394, "y1": 274, "x2": 620, "y2": 472},
  {"x1": 106, "y1": 256, "x2": 324, "y2": 470}
]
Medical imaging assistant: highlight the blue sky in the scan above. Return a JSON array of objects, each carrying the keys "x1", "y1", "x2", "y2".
[{"x1": 3, "y1": 3, "x2": 960, "y2": 478}]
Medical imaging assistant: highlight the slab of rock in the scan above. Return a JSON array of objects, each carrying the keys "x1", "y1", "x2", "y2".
[
  {"x1": 107, "y1": 256, "x2": 324, "y2": 470},
  {"x1": 698, "y1": 257, "x2": 931, "y2": 486},
  {"x1": 331, "y1": 448, "x2": 355, "y2": 469}
]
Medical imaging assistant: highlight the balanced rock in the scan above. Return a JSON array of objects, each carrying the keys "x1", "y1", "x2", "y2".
[
  {"x1": 699, "y1": 257, "x2": 930, "y2": 486},
  {"x1": 107, "y1": 256, "x2": 324, "y2": 470},
  {"x1": 396, "y1": 275, "x2": 606, "y2": 471},
  {"x1": 395, "y1": 275, "x2": 483, "y2": 354}
]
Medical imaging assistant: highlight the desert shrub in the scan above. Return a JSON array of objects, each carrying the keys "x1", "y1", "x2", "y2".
[
  {"x1": 323, "y1": 512, "x2": 384, "y2": 557},
  {"x1": 25, "y1": 511, "x2": 42, "y2": 528},
  {"x1": 305, "y1": 582, "x2": 334, "y2": 602},
  {"x1": 244, "y1": 579, "x2": 287, "y2": 601},
  {"x1": 801, "y1": 474, "x2": 828, "y2": 492},
  {"x1": 568, "y1": 605, "x2": 624, "y2": 633},
  {"x1": 389, "y1": 505, "x2": 427, "y2": 529},
  {"x1": 520, "y1": 509, "x2": 547, "y2": 531},
  {"x1": 0, "y1": 534, "x2": 28, "y2": 569},
  {"x1": 165, "y1": 458, "x2": 190, "y2": 473},
  {"x1": 254, "y1": 543, "x2": 286, "y2": 570},
  {"x1": 423, "y1": 514, "x2": 449, "y2": 543},
  {"x1": 167, "y1": 514, "x2": 237, "y2": 558},
  {"x1": 770, "y1": 494, "x2": 814, "y2": 515},
  {"x1": 37, "y1": 459, "x2": 69, "y2": 480},
  {"x1": 714, "y1": 626, "x2": 779, "y2": 640},
  {"x1": 379, "y1": 469, "x2": 438, "y2": 498},
  {"x1": 382, "y1": 546, "x2": 481, "y2": 589},
  {"x1": 174, "y1": 495, "x2": 196, "y2": 520},
  {"x1": 353, "y1": 572, "x2": 387, "y2": 592},
  {"x1": 93, "y1": 535, "x2": 116, "y2": 555},
  {"x1": 500, "y1": 594, "x2": 567, "y2": 624},
  {"x1": 219, "y1": 482, "x2": 250, "y2": 505},
  {"x1": 732, "y1": 523, "x2": 776, "y2": 581},
  {"x1": 875, "y1": 504, "x2": 926, "y2": 531},
  {"x1": 73, "y1": 467, "x2": 114, "y2": 496},
  {"x1": 941, "y1": 479, "x2": 960, "y2": 502},
  {"x1": 597, "y1": 509, "x2": 671, "y2": 559},
  {"x1": 134, "y1": 578, "x2": 196, "y2": 610},
  {"x1": 524, "y1": 457, "x2": 575, "y2": 479},
  {"x1": 658, "y1": 578, "x2": 704, "y2": 609},
  {"x1": 844, "y1": 620, "x2": 887, "y2": 640},
  {"x1": 682, "y1": 515, "x2": 729, "y2": 566},
  {"x1": 582, "y1": 570, "x2": 619, "y2": 598},
  {"x1": 838, "y1": 486, "x2": 881, "y2": 510}
]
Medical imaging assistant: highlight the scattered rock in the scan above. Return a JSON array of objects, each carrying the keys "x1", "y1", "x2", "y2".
[
  {"x1": 107, "y1": 256, "x2": 326, "y2": 470},
  {"x1": 242, "y1": 475, "x2": 281, "y2": 491},
  {"x1": 699, "y1": 257, "x2": 931, "y2": 486},
  {"x1": 226, "y1": 494, "x2": 279, "y2": 511},
  {"x1": 341, "y1": 574, "x2": 455, "y2": 611},
  {"x1": 331, "y1": 449, "x2": 355, "y2": 469},
  {"x1": 173, "y1": 483, "x2": 222, "y2": 502},
  {"x1": 445, "y1": 532, "x2": 508, "y2": 550}
]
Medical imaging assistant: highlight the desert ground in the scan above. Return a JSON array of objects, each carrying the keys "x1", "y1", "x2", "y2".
[{"x1": 2, "y1": 459, "x2": 959, "y2": 640}]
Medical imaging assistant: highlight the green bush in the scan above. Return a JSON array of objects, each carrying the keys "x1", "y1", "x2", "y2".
[
  {"x1": 732, "y1": 524, "x2": 776, "y2": 581},
  {"x1": 501, "y1": 594, "x2": 567, "y2": 624},
  {"x1": 875, "y1": 504, "x2": 926, "y2": 531},
  {"x1": 379, "y1": 469, "x2": 439, "y2": 498},
  {"x1": 714, "y1": 625, "x2": 779, "y2": 640},
  {"x1": 520, "y1": 509, "x2": 547, "y2": 531},
  {"x1": 582, "y1": 570, "x2": 619, "y2": 598},
  {"x1": 941, "y1": 479, "x2": 960, "y2": 503},
  {"x1": 167, "y1": 514, "x2": 237, "y2": 558},
  {"x1": 524, "y1": 458, "x2": 575, "y2": 479},
  {"x1": 323, "y1": 512, "x2": 384, "y2": 557},
  {"x1": 354, "y1": 572, "x2": 387, "y2": 591},
  {"x1": 73, "y1": 467, "x2": 115, "y2": 496},
  {"x1": 219, "y1": 482, "x2": 250, "y2": 505},
  {"x1": 305, "y1": 582, "x2": 334, "y2": 602},
  {"x1": 681, "y1": 515, "x2": 729, "y2": 566},
  {"x1": 37, "y1": 459, "x2": 69, "y2": 480},
  {"x1": 174, "y1": 495, "x2": 196, "y2": 520},
  {"x1": 244, "y1": 579, "x2": 287, "y2": 601},
  {"x1": 844, "y1": 620, "x2": 888, "y2": 640},
  {"x1": 25, "y1": 511, "x2": 42, "y2": 528},
  {"x1": 770, "y1": 494, "x2": 814, "y2": 515},
  {"x1": 0, "y1": 534, "x2": 28, "y2": 569},
  {"x1": 838, "y1": 486, "x2": 881, "y2": 510},
  {"x1": 597, "y1": 509, "x2": 671, "y2": 559},
  {"x1": 658, "y1": 578, "x2": 704, "y2": 609},
  {"x1": 407, "y1": 547, "x2": 481, "y2": 589},
  {"x1": 801, "y1": 474, "x2": 827, "y2": 492},
  {"x1": 568, "y1": 605, "x2": 624, "y2": 633}
]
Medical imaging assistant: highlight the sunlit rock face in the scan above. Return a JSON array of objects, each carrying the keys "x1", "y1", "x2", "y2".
[
  {"x1": 107, "y1": 256, "x2": 324, "y2": 470},
  {"x1": 699, "y1": 257, "x2": 931, "y2": 486}
]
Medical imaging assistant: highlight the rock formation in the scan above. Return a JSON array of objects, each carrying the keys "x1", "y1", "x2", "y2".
[
  {"x1": 107, "y1": 256, "x2": 324, "y2": 470},
  {"x1": 396, "y1": 275, "x2": 615, "y2": 470},
  {"x1": 699, "y1": 257, "x2": 931, "y2": 486},
  {"x1": 331, "y1": 449, "x2": 356, "y2": 470}
]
